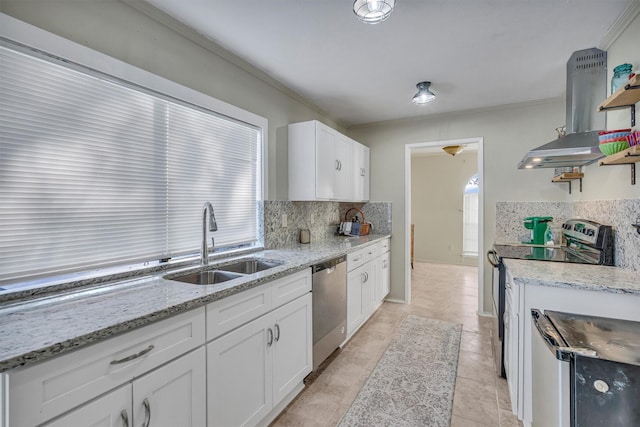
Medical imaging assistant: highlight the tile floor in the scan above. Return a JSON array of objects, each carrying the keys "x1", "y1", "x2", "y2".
[{"x1": 271, "y1": 261, "x2": 523, "y2": 427}]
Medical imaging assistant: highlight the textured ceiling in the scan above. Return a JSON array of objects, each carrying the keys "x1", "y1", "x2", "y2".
[{"x1": 145, "y1": 0, "x2": 633, "y2": 126}]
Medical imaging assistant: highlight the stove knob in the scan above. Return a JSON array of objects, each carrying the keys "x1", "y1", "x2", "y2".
[
  {"x1": 587, "y1": 229, "x2": 595, "y2": 237},
  {"x1": 594, "y1": 379, "x2": 609, "y2": 393}
]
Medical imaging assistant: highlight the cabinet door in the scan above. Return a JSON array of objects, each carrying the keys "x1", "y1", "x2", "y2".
[
  {"x1": 352, "y1": 143, "x2": 370, "y2": 201},
  {"x1": 44, "y1": 385, "x2": 131, "y2": 427},
  {"x1": 272, "y1": 293, "x2": 312, "y2": 404},
  {"x1": 133, "y1": 347, "x2": 206, "y2": 427},
  {"x1": 333, "y1": 134, "x2": 352, "y2": 200},
  {"x1": 315, "y1": 124, "x2": 336, "y2": 199},
  {"x1": 361, "y1": 261, "x2": 376, "y2": 318},
  {"x1": 375, "y1": 252, "x2": 390, "y2": 302},
  {"x1": 347, "y1": 267, "x2": 364, "y2": 336},
  {"x1": 207, "y1": 316, "x2": 272, "y2": 427}
]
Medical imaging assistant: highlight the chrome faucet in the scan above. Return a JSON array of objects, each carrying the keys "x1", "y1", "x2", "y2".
[{"x1": 201, "y1": 202, "x2": 218, "y2": 265}]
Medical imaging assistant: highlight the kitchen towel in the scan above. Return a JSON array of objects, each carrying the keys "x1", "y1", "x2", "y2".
[{"x1": 338, "y1": 315, "x2": 462, "y2": 427}]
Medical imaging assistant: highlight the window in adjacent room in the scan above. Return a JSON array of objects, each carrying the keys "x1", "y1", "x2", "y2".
[{"x1": 462, "y1": 174, "x2": 479, "y2": 257}]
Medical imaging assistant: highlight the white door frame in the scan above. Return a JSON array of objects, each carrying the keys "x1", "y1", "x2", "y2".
[{"x1": 404, "y1": 137, "x2": 485, "y2": 314}]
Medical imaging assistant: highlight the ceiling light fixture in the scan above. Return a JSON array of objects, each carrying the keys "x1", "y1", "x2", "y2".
[
  {"x1": 442, "y1": 145, "x2": 464, "y2": 156},
  {"x1": 353, "y1": 0, "x2": 396, "y2": 24},
  {"x1": 412, "y1": 81, "x2": 436, "y2": 105}
]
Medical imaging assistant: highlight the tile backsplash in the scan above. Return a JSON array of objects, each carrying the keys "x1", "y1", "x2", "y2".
[
  {"x1": 263, "y1": 201, "x2": 392, "y2": 249},
  {"x1": 496, "y1": 199, "x2": 640, "y2": 271}
]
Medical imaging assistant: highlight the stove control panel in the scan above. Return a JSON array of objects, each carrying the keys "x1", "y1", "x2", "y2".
[{"x1": 562, "y1": 220, "x2": 601, "y2": 246}]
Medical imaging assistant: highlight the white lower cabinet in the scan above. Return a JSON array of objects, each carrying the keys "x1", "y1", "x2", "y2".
[
  {"x1": 375, "y1": 248, "x2": 390, "y2": 302},
  {"x1": 44, "y1": 384, "x2": 131, "y2": 427},
  {"x1": 132, "y1": 347, "x2": 206, "y2": 427},
  {"x1": 45, "y1": 348, "x2": 206, "y2": 427},
  {"x1": 347, "y1": 252, "x2": 375, "y2": 337},
  {"x1": 346, "y1": 239, "x2": 391, "y2": 339},
  {"x1": 207, "y1": 293, "x2": 312, "y2": 427},
  {"x1": 9, "y1": 308, "x2": 205, "y2": 427}
]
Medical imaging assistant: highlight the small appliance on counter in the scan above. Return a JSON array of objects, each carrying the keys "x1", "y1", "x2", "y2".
[
  {"x1": 531, "y1": 309, "x2": 640, "y2": 426},
  {"x1": 487, "y1": 218, "x2": 614, "y2": 378},
  {"x1": 522, "y1": 216, "x2": 553, "y2": 245}
]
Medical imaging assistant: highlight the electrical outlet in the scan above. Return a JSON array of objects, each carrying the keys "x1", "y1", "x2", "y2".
[
  {"x1": 310, "y1": 213, "x2": 315, "y2": 223},
  {"x1": 282, "y1": 213, "x2": 288, "y2": 228}
]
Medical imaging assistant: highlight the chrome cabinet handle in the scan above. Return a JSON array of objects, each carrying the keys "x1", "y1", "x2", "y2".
[
  {"x1": 267, "y1": 328, "x2": 274, "y2": 347},
  {"x1": 487, "y1": 250, "x2": 500, "y2": 267},
  {"x1": 335, "y1": 160, "x2": 340, "y2": 171},
  {"x1": 360, "y1": 167, "x2": 365, "y2": 176},
  {"x1": 120, "y1": 410, "x2": 129, "y2": 427},
  {"x1": 361, "y1": 272, "x2": 366, "y2": 283},
  {"x1": 110, "y1": 345, "x2": 154, "y2": 365},
  {"x1": 274, "y1": 324, "x2": 280, "y2": 342},
  {"x1": 142, "y1": 398, "x2": 151, "y2": 427}
]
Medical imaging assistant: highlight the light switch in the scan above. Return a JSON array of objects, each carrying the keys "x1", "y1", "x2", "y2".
[{"x1": 282, "y1": 213, "x2": 288, "y2": 228}]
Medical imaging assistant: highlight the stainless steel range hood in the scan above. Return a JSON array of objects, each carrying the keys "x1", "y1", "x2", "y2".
[{"x1": 518, "y1": 48, "x2": 607, "y2": 169}]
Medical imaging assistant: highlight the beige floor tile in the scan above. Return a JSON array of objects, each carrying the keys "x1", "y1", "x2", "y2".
[
  {"x1": 495, "y1": 377, "x2": 513, "y2": 411},
  {"x1": 452, "y1": 377, "x2": 499, "y2": 425},
  {"x1": 499, "y1": 407, "x2": 524, "y2": 427},
  {"x1": 451, "y1": 415, "x2": 495, "y2": 427}
]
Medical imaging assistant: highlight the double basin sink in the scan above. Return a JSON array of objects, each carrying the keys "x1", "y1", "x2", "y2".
[{"x1": 165, "y1": 258, "x2": 283, "y2": 285}]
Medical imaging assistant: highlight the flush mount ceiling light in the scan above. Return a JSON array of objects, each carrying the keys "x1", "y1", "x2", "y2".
[
  {"x1": 353, "y1": 0, "x2": 396, "y2": 24},
  {"x1": 442, "y1": 145, "x2": 464, "y2": 156},
  {"x1": 412, "y1": 81, "x2": 436, "y2": 105}
]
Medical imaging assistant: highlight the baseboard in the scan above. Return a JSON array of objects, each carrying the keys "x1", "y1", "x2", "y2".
[
  {"x1": 384, "y1": 298, "x2": 407, "y2": 304},
  {"x1": 477, "y1": 310, "x2": 493, "y2": 317}
]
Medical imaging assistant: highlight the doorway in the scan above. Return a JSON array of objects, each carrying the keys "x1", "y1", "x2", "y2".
[{"x1": 404, "y1": 137, "x2": 486, "y2": 314}]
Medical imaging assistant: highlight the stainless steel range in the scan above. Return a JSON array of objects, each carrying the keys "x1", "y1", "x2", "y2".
[{"x1": 487, "y1": 219, "x2": 614, "y2": 377}]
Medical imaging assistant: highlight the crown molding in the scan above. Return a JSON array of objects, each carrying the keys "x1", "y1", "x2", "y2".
[
  {"x1": 120, "y1": 0, "x2": 345, "y2": 128},
  {"x1": 599, "y1": 0, "x2": 640, "y2": 50}
]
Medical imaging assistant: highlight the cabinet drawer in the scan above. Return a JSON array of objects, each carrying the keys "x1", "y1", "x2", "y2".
[
  {"x1": 9, "y1": 308, "x2": 205, "y2": 427},
  {"x1": 271, "y1": 269, "x2": 311, "y2": 310},
  {"x1": 347, "y1": 249, "x2": 364, "y2": 272},
  {"x1": 207, "y1": 284, "x2": 272, "y2": 342},
  {"x1": 378, "y1": 238, "x2": 390, "y2": 254},
  {"x1": 361, "y1": 244, "x2": 376, "y2": 265}
]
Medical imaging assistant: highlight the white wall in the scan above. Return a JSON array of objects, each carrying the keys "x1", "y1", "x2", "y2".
[
  {"x1": 411, "y1": 151, "x2": 478, "y2": 266},
  {"x1": 0, "y1": 0, "x2": 340, "y2": 201}
]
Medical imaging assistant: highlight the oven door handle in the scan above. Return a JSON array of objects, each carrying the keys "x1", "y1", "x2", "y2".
[
  {"x1": 487, "y1": 249, "x2": 500, "y2": 267},
  {"x1": 531, "y1": 309, "x2": 571, "y2": 362}
]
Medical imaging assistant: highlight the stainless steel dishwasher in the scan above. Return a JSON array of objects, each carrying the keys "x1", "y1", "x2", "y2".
[{"x1": 312, "y1": 255, "x2": 347, "y2": 370}]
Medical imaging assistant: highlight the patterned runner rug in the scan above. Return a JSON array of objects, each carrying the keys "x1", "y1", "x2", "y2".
[{"x1": 338, "y1": 315, "x2": 462, "y2": 427}]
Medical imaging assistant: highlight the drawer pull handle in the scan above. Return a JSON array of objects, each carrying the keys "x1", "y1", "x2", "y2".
[
  {"x1": 142, "y1": 398, "x2": 151, "y2": 427},
  {"x1": 110, "y1": 344, "x2": 155, "y2": 365},
  {"x1": 274, "y1": 324, "x2": 281, "y2": 342},
  {"x1": 120, "y1": 410, "x2": 129, "y2": 427},
  {"x1": 267, "y1": 328, "x2": 274, "y2": 347}
]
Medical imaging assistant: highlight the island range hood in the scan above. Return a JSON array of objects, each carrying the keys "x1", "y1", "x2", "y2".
[{"x1": 518, "y1": 48, "x2": 607, "y2": 169}]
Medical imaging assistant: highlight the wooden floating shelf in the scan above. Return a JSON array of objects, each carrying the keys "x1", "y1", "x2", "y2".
[
  {"x1": 551, "y1": 172, "x2": 584, "y2": 182},
  {"x1": 599, "y1": 145, "x2": 640, "y2": 166},
  {"x1": 598, "y1": 74, "x2": 640, "y2": 111}
]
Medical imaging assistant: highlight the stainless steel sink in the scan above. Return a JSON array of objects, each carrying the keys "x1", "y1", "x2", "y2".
[
  {"x1": 217, "y1": 259, "x2": 283, "y2": 274},
  {"x1": 167, "y1": 270, "x2": 243, "y2": 285}
]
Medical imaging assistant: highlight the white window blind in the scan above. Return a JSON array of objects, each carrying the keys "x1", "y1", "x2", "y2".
[
  {"x1": 0, "y1": 42, "x2": 261, "y2": 285},
  {"x1": 462, "y1": 174, "x2": 479, "y2": 257}
]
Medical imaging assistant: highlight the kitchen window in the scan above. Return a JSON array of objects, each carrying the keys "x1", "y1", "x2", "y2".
[
  {"x1": 462, "y1": 174, "x2": 479, "y2": 257},
  {"x1": 0, "y1": 37, "x2": 266, "y2": 290}
]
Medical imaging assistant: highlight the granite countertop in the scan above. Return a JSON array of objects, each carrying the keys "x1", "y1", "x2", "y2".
[
  {"x1": 503, "y1": 258, "x2": 640, "y2": 295},
  {"x1": 0, "y1": 234, "x2": 390, "y2": 373}
]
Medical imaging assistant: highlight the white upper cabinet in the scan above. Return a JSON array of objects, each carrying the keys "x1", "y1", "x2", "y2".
[
  {"x1": 288, "y1": 120, "x2": 369, "y2": 201},
  {"x1": 352, "y1": 142, "x2": 370, "y2": 202}
]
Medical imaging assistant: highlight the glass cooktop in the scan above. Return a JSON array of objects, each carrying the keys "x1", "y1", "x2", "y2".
[{"x1": 493, "y1": 244, "x2": 599, "y2": 264}]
